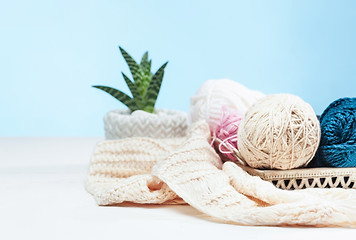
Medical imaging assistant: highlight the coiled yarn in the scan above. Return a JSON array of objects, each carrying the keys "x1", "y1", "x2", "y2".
[
  {"x1": 190, "y1": 79, "x2": 264, "y2": 132},
  {"x1": 311, "y1": 97, "x2": 356, "y2": 167},
  {"x1": 237, "y1": 94, "x2": 321, "y2": 170},
  {"x1": 213, "y1": 107, "x2": 243, "y2": 161}
]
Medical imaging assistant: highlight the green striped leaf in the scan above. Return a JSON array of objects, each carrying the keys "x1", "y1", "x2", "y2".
[
  {"x1": 121, "y1": 72, "x2": 142, "y2": 108},
  {"x1": 136, "y1": 71, "x2": 151, "y2": 97},
  {"x1": 140, "y1": 52, "x2": 148, "y2": 67},
  {"x1": 140, "y1": 52, "x2": 152, "y2": 76},
  {"x1": 143, "y1": 105, "x2": 154, "y2": 113},
  {"x1": 92, "y1": 85, "x2": 138, "y2": 112},
  {"x1": 147, "y1": 60, "x2": 152, "y2": 75},
  {"x1": 119, "y1": 46, "x2": 140, "y2": 82},
  {"x1": 141, "y1": 52, "x2": 148, "y2": 62},
  {"x1": 145, "y1": 62, "x2": 168, "y2": 109}
]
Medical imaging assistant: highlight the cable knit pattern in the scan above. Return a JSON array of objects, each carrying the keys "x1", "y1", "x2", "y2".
[
  {"x1": 104, "y1": 109, "x2": 188, "y2": 139},
  {"x1": 86, "y1": 137, "x2": 184, "y2": 204},
  {"x1": 86, "y1": 121, "x2": 356, "y2": 227}
]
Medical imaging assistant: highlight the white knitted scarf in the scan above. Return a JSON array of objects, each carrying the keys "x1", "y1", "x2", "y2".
[{"x1": 86, "y1": 121, "x2": 356, "y2": 227}]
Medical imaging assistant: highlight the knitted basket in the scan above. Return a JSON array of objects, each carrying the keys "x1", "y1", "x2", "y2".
[
  {"x1": 104, "y1": 109, "x2": 188, "y2": 140},
  {"x1": 214, "y1": 138, "x2": 356, "y2": 190}
]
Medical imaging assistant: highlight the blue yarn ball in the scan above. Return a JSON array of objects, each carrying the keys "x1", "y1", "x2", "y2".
[{"x1": 311, "y1": 98, "x2": 356, "y2": 167}]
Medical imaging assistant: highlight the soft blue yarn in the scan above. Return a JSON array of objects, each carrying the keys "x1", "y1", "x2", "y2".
[{"x1": 311, "y1": 98, "x2": 356, "y2": 167}]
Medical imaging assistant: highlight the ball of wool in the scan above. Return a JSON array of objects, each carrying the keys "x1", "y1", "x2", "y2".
[
  {"x1": 311, "y1": 97, "x2": 356, "y2": 167},
  {"x1": 214, "y1": 107, "x2": 243, "y2": 161},
  {"x1": 237, "y1": 94, "x2": 321, "y2": 170},
  {"x1": 190, "y1": 79, "x2": 265, "y2": 132}
]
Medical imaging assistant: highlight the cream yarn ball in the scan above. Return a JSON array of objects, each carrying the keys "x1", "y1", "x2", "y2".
[
  {"x1": 237, "y1": 94, "x2": 321, "y2": 170},
  {"x1": 190, "y1": 79, "x2": 265, "y2": 131}
]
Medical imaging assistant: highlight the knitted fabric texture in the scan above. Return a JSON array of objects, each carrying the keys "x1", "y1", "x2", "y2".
[
  {"x1": 86, "y1": 121, "x2": 356, "y2": 227},
  {"x1": 310, "y1": 97, "x2": 356, "y2": 167},
  {"x1": 104, "y1": 109, "x2": 188, "y2": 139}
]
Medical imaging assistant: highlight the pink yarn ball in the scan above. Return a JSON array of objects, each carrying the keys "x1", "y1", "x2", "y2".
[{"x1": 214, "y1": 107, "x2": 243, "y2": 161}]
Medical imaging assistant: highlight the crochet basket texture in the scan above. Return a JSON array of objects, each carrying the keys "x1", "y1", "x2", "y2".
[
  {"x1": 215, "y1": 138, "x2": 356, "y2": 190},
  {"x1": 104, "y1": 109, "x2": 188, "y2": 139},
  {"x1": 239, "y1": 164, "x2": 356, "y2": 190}
]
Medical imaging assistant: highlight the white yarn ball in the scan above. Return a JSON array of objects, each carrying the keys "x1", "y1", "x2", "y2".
[
  {"x1": 190, "y1": 79, "x2": 265, "y2": 131},
  {"x1": 237, "y1": 94, "x2": 321, "y2": 170}
]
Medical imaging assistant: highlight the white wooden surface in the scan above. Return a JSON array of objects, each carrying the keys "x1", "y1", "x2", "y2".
[{"x1": 0, "y1": 138, "x2": 355, "y2": 240}]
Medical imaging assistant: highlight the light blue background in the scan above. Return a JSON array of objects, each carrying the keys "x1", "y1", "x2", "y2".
[{"x1": 1, "y1": 0, "x2": 355, "y2": 136}]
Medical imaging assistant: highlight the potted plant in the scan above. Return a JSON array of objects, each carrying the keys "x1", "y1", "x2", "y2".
[{"x1": 93, "y1": 46, "x2": 188, "y2": 139}]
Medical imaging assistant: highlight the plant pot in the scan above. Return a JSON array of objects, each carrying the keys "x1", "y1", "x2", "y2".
[{"x1": 104, "y1": 109, "x2": 188, "y2": 139}]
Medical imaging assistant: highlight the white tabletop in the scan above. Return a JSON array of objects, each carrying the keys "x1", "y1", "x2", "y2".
[{"x1": 1, "y1": 137, "x2": 355, "y2": 240}]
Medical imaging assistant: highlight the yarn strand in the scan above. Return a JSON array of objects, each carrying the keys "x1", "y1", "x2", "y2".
[{"x1": 237, "y1": 94, "x2": 320, "y2": 170}]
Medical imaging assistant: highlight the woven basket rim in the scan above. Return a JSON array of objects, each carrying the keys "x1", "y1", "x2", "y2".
[
  {"x1": 237, "y1": 163, "x2": 356, "y2": 180},
  {"x1": 213, "y1": 137, "x2": 356, "y2": 180}
]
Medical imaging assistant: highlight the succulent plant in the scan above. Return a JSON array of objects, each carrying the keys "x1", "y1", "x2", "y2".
[{"x1": 93, "y1": 46, "x2": 168, "y2": 113}]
